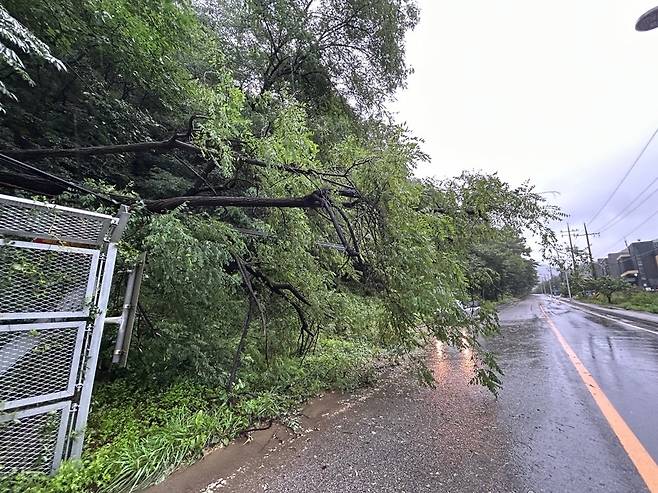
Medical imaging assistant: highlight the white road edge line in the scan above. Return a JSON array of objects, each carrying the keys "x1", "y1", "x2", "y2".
[{"x1": 555, "y1": 299, "x2": 658, "y2": 336}]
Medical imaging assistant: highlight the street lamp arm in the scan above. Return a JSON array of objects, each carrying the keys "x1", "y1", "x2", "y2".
[{"x1": 636, "y1": 6, "x2": 658, "y2": 31}]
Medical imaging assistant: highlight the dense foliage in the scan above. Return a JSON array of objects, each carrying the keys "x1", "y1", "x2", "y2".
[
  {"x1": 0, "y1": 4, "x2": 65, "y2": 111},
  {"x1": 467, "y1": 229, "x2": 537, "y2": 300},
  {"x1": 0, "y1": 338, "x2": 379, "y2": 493},
  {"x1": 0, "y1": 1, "x2": 561, "y2": 490},
  {"x1": 194, "y1": 0, "x2": 419, "y2": 111}
]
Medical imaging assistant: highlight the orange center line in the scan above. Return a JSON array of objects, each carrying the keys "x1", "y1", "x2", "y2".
[{"x1": 539, "y1": 303, "x2": 658, "y2": 493}]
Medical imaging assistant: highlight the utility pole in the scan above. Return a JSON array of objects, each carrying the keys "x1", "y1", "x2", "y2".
[
  {"x1": 560, "y1": 224, "x2": 578, "y2": 272},
  {"x1": 548, "y1": 265, "x2": 555, "y2": 296},
  {"x1": 563, "y1": 267, "x2": 572, "y2": 299},
  {"x1": 624, "y1": 238, "x2": 634, "y2": 282},
  {"x1": 582, "y1": 223, "x2": 598, "y2": 278}
]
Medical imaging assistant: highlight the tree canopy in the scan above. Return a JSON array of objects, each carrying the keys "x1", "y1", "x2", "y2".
[
  {"x1": 467, "y1": 230, "x2": 538, "y2": 301},
  {"x1": 194, "y1": 0, "x2": 419, "y2": 111}
]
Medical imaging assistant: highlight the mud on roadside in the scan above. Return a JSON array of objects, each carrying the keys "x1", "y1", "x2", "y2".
[{"x1": 143, "y1": 358, "x2": 414, "y2": 493}]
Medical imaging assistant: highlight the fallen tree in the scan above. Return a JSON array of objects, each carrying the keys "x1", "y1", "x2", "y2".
[{"x1": 0, "y1": 133, "x2": 366, "y2": 374}]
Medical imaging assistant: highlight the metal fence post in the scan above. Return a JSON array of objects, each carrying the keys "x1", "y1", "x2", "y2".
[{"x1": 69, "y1": 242, "x2": 118, "y2": 459}]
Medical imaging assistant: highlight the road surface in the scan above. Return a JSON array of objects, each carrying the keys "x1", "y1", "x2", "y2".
[{"x1": 152, "y1": 295, "x2": 658, "y2": 493}]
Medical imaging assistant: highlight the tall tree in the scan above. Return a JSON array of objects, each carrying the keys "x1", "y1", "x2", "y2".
[
  {"x1": 194, "y1": 0, "x2": 419, "y2": 112},
  {"x1": 585, "y1": 276, "x2": 629, "y2": 303},
  {"x1": 0, "y1": 1, "x2": 561, "y2": 394}
]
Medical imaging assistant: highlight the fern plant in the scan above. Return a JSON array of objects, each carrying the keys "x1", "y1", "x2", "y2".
[{"x1": 0, "y1": 5, "x2": 65, "y2": 112}]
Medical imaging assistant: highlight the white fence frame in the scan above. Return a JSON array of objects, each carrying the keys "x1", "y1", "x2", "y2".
[{"x1": 0, "y1": 193, "x2": 128, "y2": 475}]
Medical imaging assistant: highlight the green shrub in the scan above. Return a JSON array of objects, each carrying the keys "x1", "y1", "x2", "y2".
[{"x1": 583, "y1": 289, "x2": 658, "y2": 314}]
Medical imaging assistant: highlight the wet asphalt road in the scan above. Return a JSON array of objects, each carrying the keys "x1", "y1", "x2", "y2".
[
  {"x1": 541, "y1": 296, "x2": 658, "y2": 464},
  {"x1": 178, "y1": 296, "x2": 658, "y2": 493}
]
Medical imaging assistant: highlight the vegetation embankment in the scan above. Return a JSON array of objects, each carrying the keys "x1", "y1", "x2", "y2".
[
  {"x1": 1, "y1": 339, "x2": 381, "y2": 492},
  {"x1": 0, "y1": 1, "x2": 559, "y2": 491},
  {"x1": 492, "y1": 295, "x2": 520, "y2": 307},
  {"x1": 546, "y1": 273, "x2": 658, "y2": 313},
  {"x1": 578, "y1": 290, "x2": 658, "y2": 314}
]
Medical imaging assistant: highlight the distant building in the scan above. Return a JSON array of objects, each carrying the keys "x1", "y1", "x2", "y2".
[
  {"x1": 593, "y1": 259, "x2": 606, "y2": 277},
  {"x1": 603, "y1": 241, "x2": 658, "y2": 289},
  {"x1": 605, "y1": 249, "x2": 627, "y2": 278},
  {"x1": 628, "y1": 241, "x2": 658, "y2": 288},
  {"x1": 616, "y1": 250, "x2": 637, "y2": 282}
]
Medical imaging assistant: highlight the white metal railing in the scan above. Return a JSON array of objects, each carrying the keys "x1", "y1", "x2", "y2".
[{"x1": 0, "y1": 193, "x2": 129, "y2": 475}]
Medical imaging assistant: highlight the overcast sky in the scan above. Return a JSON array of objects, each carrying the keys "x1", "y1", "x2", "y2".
[{"x1": 392, "y1": 1, "x2": 658, "y2": 260}]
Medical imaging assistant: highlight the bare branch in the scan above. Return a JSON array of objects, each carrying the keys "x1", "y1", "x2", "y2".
[
  {"x1": 245, "y1": 265, "x2": 311, "y2": 306},
  {"x1": 242, "y1": 263, "x2": 316, "y2": 356},
  {"x1": 187, "y1": 154, "x2": 220, "y2": 195},
  {"x1": 183, "y1": 114, "x2": 209, "y2": 140},
  {"x1": 226, "y1": 297, "x2": 253, "y2": 395},
  {"x1": 173, "y1": 155, "x2": 218, "y2": 195},
  {"x1": 231, "y1": 251, "x2": 269, "y2": 362}
]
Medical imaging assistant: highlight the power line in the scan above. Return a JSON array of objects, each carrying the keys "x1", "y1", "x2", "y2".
[
  {"x1": 0, "y1": 153, "x2": 120, "y2": 204},
  {"x1": 620, "y1": 206, "x2": 658, "y2": 241},
  {"x1": 596, "y1": 177, "x2": 658, "y2": 231},
  {"x1": 606, "y1": 204, "x2": 658, "y2": 251},
  {"x1": 588, "y1": 125, "x2": 658, "y2": 225},
  {"x1": 599, "y1": 186, "x2": 658, "y2": 234}
]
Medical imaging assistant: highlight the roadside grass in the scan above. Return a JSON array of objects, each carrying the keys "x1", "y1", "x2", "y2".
[
  {"x1": 0, "y1": 338, "x2": 380, "y2": 493},
  {"x1": 579, "y1": 290, "x2": 658, "y2": 314},
  {"x1": 492, "y1": 295, "x2": 518, "y2": 307}
]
